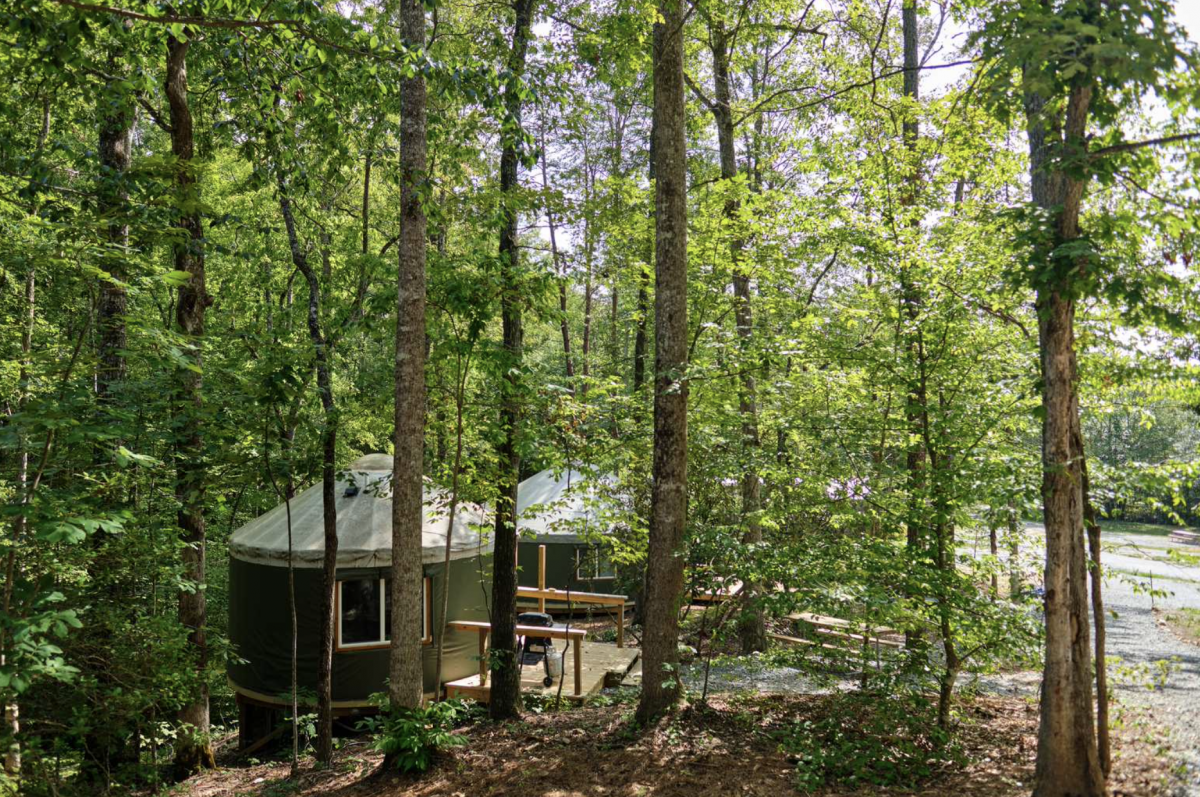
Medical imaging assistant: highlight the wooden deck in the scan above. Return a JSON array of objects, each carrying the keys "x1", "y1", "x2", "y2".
[{"x1": 444, "y1": 640, "x2": 639, "y2": 703}]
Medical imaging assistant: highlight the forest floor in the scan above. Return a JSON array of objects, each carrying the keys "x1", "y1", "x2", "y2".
[
  {"x1": 182, "y1": 692, "x2": 1174, "y2": 797},
  {"x1": 181, "y1": 522, "x2": 1199, "y2": 797}
]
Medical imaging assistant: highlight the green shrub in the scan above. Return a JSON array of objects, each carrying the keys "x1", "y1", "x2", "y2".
[
  {"x1": 356, "y1": 698, "x2": 469, "y2": 773},
  {"x1": 774, "y1": 692, "x2": 960, "y2": 792}
]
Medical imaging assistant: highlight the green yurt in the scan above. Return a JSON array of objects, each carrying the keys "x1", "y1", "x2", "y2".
[
  {"x1": 516, "y1": 468, "x2": 617, "y2": 595},
  {"x1": 227, "y1": 454, "x2": 493, "y2": 712}
]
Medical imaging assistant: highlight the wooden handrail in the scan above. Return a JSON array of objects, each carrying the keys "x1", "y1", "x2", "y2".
[{"x1": 516, "y1": 586, "x2": 627, "y2": 606}]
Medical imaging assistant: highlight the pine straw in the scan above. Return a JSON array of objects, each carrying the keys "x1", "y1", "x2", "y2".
[{"x1": 184, "y1": 694, "x2": 1174, "y2": 797}]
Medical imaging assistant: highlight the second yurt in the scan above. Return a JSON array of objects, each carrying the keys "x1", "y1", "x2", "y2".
[{"x1": 516, "y1": 468, "x2": 617, "y2": 595}]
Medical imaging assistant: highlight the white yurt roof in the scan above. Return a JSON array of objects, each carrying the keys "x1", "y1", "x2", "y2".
[
  {"x1": 230, "y1": 454, "x2": 492, "y2": 568},
  {"x1": 516, "y1": 468, "x2": 615, "y2": 544}
]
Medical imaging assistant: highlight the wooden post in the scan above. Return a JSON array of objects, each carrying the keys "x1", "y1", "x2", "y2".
[
  {"x1": 617, "y1": 602, "x2": 625, "y2": 648},
  {"x1": 478, "y1": 628, "x2": 488, "y2": 686},
  {"x1": 573, "y1": 636, "x2": 582, "y2": 697},
  {"x1": 538, "y1": 544, "x2": 547, "y2": 613}
]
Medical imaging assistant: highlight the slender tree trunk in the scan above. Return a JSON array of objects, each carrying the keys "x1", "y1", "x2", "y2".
[
  {"x1": 277, "y1": 183, "x2": 339, "y2": 763},
  {"x1": 389, "y1": 0, "x2": 429, "y2": 713},
  {"x1": 989, "y1": 520, "x2": 1000, "y2": 598},
  {"x1": 263, "y1": 433, "x2": 299, "y2": 778},
  {"x1": 581, "y1": 172, "x2": 594, "y2": 397},
  {"x1": 1077, "y1": 435, "x2": 1110, "y2": 775},
  {"x1": 489, "y1": 0, "x2": 536, "y2": 721},
  {"x1": 539, "y1": 110, "x2": 574, "y2": 384},
  {"x1": 1025, "y1": 76, "x2": 1106, "y2": 796},
  {"x1": 2, "y1": 268, "x2": 34, "y2": 777},
  {"x1": 636, "y1": 0, "x2": 688, "y2": 724},
  {"x1": 706, "y1": 15, "x2": 765, "y2": 655},
  {"x1": 632, "y1": 132, "x2": 654, "y2": 395},
  {"x1": 167, "y1": 33, "x2": 216, "y2": 779},
  {"x1": 96, "y1": 60, "x2": 134, "y2": 413},
  {"x1": 83, "y1": 52, "x2": 137, "y2": 788},
  {"x1": 1009, "y1": 508, "x2": 1022, "y2": 598},
  {"x1": 434, "y1": 353, "x2": 470, "y2": 689},
  {"x1": 900, "y1": 0, "x2": 929, "y2": 650}
]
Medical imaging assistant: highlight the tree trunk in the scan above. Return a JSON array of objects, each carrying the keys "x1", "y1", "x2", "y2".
[
  {"x1": 705, "y1": 15, "x2": 765, "y2": 655},
  {"x1": 1025, "y1": 78, "x2": 1106, "y2": 796},
  {"x1": 434, "y1": 353, "x2": 470, "y2": 690},
  {"x1": 489, "y1": 0, "x2": 536, "y2": 721},
  {"x1": 96, "y1": 59, "x2": 134, "y2": 412},
  {"x1": 632, "y1": 130, "x2": 654, "y2": 395},
  {"x1": 636, "y1": 0, "x2": 688, "y2": 725},
  {"x1": 1077, "y1": 435, "x2": 1110, "y2": 775},
  {"x1": 2, "y1": 268, "x2": 34, "y2": 777},
  {"x1": 83, "y1": 53, "x2": 138, "y2": 788},
  {"x1": 989, "y1": 520, "x2": 1000, "y2": 598},
  {"x1": 389, "y1": 0, "x2": 429, "y2": 713},
  {"x1": 539, "y1": 110, "x2": 574, "y2": 384},
  {"x1": 1009, "y1": 508, "x2": 1022, "y2": 598},
  {"x1": 900, "y1": 0, "x2": 928, "y2": 650},
  {"x1": 277, "y1": 182, "x2": 339, "y2": 763},
  {"x1": 167, "y1": 33, "x2": 216, "y2": 779}
]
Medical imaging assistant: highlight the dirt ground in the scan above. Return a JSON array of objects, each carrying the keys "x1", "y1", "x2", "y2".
[{"x1": 182, "y1": 694, "x2": 1174, "y2": 797}]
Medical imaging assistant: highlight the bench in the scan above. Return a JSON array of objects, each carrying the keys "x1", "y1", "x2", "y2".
[
  {"x1": 1170, "y1": 530, "x2": 1200, "y2": 545},
  {"x1": 775, "y1": 612, "x2": 905, "y2": 667}
]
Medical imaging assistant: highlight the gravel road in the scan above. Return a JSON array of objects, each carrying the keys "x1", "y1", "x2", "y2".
[{"x1": 680, "y1": 525, "x2": 1200, "y2": 794}]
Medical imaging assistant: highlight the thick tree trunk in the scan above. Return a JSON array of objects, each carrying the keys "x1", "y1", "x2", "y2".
[
  {"x1": 166, "y1": 33, "x2": 216, "y2": 779},
  {"x1": 277, "y1": 183, "x2": 339, "y2": 763},
  {"x1": 706, "y1": 16, "x2": 765, "y2": 655},
  {"x1": 489, "y1": 0, "x2": 536, "y2": 721},
  {"x1": 1026, "y1": 78, "x2": 1106, "y2": 797},
  {"x1": 388, "y1": 0, "x2": 432, "y2": 710},
  {"x1": 636, "y1": 0, "x2": 688, "y2": 725},
  {"x1": 389, "y1": 0, "x2": 429, "y2": 713}
]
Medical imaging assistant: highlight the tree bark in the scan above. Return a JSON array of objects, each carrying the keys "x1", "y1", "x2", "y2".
[
  {"x1": 632, "y1": 130, "x2": 654, "y2": 395},
  {"x1": 705, "y1": 14, "x2": 765, "y2": 655},
  {"x1": 539, "y1": 110, "x2": 574, "y2": 384},
  {"x1": 489, "y1": 0, "x2": 536, "y2": 721},
  {"x1": 1077, "y1": 434, "x2": 1110, "y2": 775},
  {"x1": 83, "y1": 49, "x2": 138, "y2": 788},
  {"x1": 167, "y1": 32, "x2": 216, "y2": 779},
  {"x1": 2, "y1": 268, "x2": 34, "y2": 777},
  {"x1": 277, "y1": 181, "x2": 339, "y2": 763},
  {"x1": 389, "y1": 0, "x2": 429, "y2": 714},
  {"x1": 1025, "y1": 76, "x2": 1106, "y2": 797},
  {"x1": 900, "y1": 0, "x2": 929, "y2": 651},
  {"x1": 636, "y1": 0, "x2": 688, "y2": 725},
  {"x1": 96, "y1": 57, "x2": 134, "y2": 413}
]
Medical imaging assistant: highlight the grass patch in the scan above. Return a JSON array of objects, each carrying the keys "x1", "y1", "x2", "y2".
[
  {"x1": 1162, "y1": 607, "x2": 1200, "y2": 645},
  {"x1": 1101, "y1": 520, "x2": 1192, "y2": 539}
]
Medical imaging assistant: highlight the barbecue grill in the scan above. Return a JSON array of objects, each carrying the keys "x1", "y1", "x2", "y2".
[{"x1": 517, "y1": 611, "x2": 564, "y2": 687}]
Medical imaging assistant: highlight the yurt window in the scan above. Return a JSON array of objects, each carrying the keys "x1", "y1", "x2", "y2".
[
  {"x1": 575, "y1": 546, "x2": 616, "y2": 581},
  {"x1": 337, "y1": 576, "x2": 432, "y2": 650}
]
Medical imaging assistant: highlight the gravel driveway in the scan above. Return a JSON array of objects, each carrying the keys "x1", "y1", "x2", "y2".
[{"x1": 680, "y1": 525, "x2": 1200, "y2": 794}]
